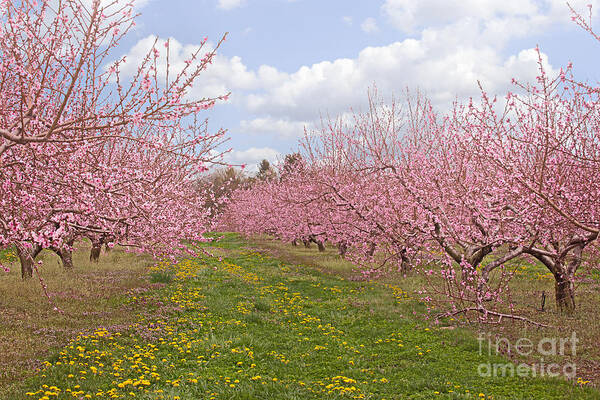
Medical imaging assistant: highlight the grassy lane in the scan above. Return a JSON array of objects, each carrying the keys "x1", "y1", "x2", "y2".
[{"x1": 7, "y1": 234, "x2": 599, "y2": 399}]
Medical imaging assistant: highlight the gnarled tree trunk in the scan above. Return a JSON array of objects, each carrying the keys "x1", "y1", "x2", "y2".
[
  {"x1": 554, "y1": 272, "x2": 576, "y2": 313},
  {"x1": 525, "y1": 238, "x2": 592, "y2": 314},
  {"x1": 103, "y1": 234, "x2": 115, "y2": 253},
  {"x1": 15, "y1": 243, "x2": 42, "y2": 279},
  {"x1": 51, "y1": 246, "x2": 74, "y2": 270},
  {"x1": 309, "y1": 236, "x2": 325, "y2": 252},
  {"x1": 52, "y1": 237, "x2": 75, "y2": 270},
  {"x1": 398, "y1": 249, "x2": 411, "y2": 274},
  {"x1": 316, "y1": 240, "x2": 325, "y2": 252}
]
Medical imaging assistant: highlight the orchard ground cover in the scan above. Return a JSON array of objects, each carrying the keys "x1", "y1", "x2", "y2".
[
  {"x1": 248, "y1": 234, "x2": 600, "y2": 389},
  {"x1": 0, "y1": 242, "x2": 155, "y2": 396},
  {"x1": 2, "y1": 233, "x2": 598, "y2": 399}
]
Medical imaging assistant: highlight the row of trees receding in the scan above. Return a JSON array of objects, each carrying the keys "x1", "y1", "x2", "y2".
[
  {"x1": 0, "y1": 1, "x2": 229, "y2": 278},
  {"x1": 224, "y1": 27, "x2": 600, "y2": 320}
]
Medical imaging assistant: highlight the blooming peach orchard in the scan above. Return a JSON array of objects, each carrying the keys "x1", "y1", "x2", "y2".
[
  {"x1": 2, "y1": 0, "x2": 599, "y2": 328},
  {"x1": 223, "y1": 7, "x2": 600, "y2": 320},
  {"x1": 0, "y1": 0, "x2": 230, "y2": 278}
]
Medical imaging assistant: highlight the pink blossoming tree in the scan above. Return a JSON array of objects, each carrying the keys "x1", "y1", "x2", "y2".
[{"x1": 0, "y1": 0, "x2": 230, "y2": 277}]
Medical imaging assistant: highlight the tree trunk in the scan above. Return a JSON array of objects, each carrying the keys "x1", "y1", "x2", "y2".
[
  {"x1": 308, "y1": 235, "x2": 325, "y2": 252},
  {"x1": 554, "y1": 273, "x2": 576, "y2": 313},
  {"x1": 291, "y1": 239, "x2": 298, "y2": 247},
  {"x1": 61, "y1": 248, "x2": 74, "y2": 270},
  {"x1": 399, "y1": 249, "x2": 411, "y2": 274},
  {"x1": 90, "y1": 239, "x2": 101, "y2": 262},
  {"x1": 338, "y1": 242, "x2": 348, "y2": 257},
  {"x1": 15, "y1": 244, "x2": 41, "y2": 280},
  {"x1": 316, "y1": 240, "x2": 325, "y2": 252},
  {"x1": 103, "y1": 235, "x2": 114, "y2": 253},
  {"x1": 16, "y1": 246, "x2": 34, "y2": 279},
  {"x1": 367, "y1": 242, "x2": 376, "y2": 257},
  {"x1": 51, "y1": 247, "x2": 74, "y2": 270},
  {"x1": 525, "y1": 237, "x2": 592, "y2": 314},
  {"x1": 303, "y1": 240, "x2": 311, "y2": 248},
  {"x1": 533, "y1": 255, "x2": 577, "y2": 313}
]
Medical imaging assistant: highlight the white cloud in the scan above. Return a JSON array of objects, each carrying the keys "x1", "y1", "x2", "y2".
[
  {"x1": 382, "y1": 0, "x2": 536, "y2": 34},
  {"x1": 256, "y1": 65, "x2": 289, "y2": 88},
  {"x1": 361, "y1": 17, "x2": 379, "y2": 33},
  {"x1": 381, "y1": 0, "x2": 600, "y2": 41},
  {"x1": 115, "y1": 35, "x2": 259, "y2": 99},
  {"x1": 217, "y1": 0, "x2": 245, "y2": 10},
  {"x1": 239, "y1": 35, "x2": 551, "y2": 121},
  {"x1": 239, "y1": 117, "x2": 309, "y2": 138},
  {"x1": 232, "y1": 0, "x2": 572, "y2": 122},
  {"x1": 225, "y1": 147, "x2": 281, "y2": 170},
  {"x1": 242, "y1": 36, "x2": 560, "y2": 122},
  {"x1": 130, "y1": 0, "x2": 151, "y2": 8},
  {"x1": 342, "y1": 16, "x2": 353, "y2": 25},
  {"x1": 113, "y1": 0, "x2": 574, "y2": 143}
]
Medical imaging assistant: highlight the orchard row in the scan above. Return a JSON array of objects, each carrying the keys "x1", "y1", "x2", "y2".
[
  {"x1": 224, "y1": 45, "x2": 600, "y2": 319},
  {"x1": 0, "y1": 1, "x2": 228, "y2": 277}
]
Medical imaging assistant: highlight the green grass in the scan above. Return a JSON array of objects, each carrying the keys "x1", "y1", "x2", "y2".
[
  {"x1": 4, "y1": 234, "x2": 598, "y2": 399},
  {"x1": 149, "y1": 271, "x2": 175, "y2": 284},
  {"x1": 249, "y1": 234, "x2": 600, "y2": 387},
  {"x1": 0, "y1": 242, "x2": 155, "y2": 397},
  {"x1": 0, "y1": 246, "x2": 18, "y2": 264}
]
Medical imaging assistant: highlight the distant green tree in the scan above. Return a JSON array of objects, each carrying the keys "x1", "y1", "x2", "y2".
[
  {"x1": 198, "y1": 167, "x2": 249, "y2": 218},
  {"x1": 256, "y1": 159, "x2": 276, "y2": 181},
  {"x1": 281, "y1": 152, "x2": 304, "y2": 178}
]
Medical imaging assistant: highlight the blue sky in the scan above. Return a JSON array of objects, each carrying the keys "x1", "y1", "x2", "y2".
[{"x1": 118, "y1": 0, "x2": 600, "y2": 170}]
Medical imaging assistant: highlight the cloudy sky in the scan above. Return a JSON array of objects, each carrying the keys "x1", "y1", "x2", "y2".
[{"x1": 118, "y1": 0, "x2": 600, "y2": 170}]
